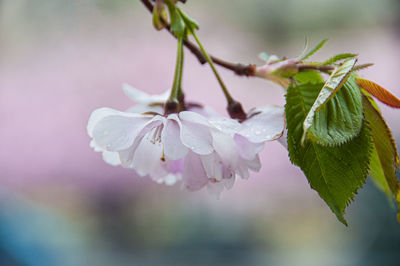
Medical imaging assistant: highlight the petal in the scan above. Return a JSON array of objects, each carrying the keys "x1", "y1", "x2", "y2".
[
  {"x1": 200, "y1": 153, "x2": 224, "y2": 181},
  {"x1": 131, "y1": 130, "x2": 167, "y2": 177},
  {"x1": 156, "y1": 173, "x2": 180, "y2": 186},
  {"x1": 239, "y1": 106, "x2": 285, "y2": 143},
  {"x1": 209, "y1": 117, "x2": 241, "y2": 135},
  {"x1": 87, "y1": 107, "x2": 122, "y2": 137},
  {"x1": 247, "y1": 155, "x2": 261, "y2": 172},
  {"x1": 177, "y1": 114, "x2": 214, "y2": 155},
  {"x1": 163, "y1": 159, "x2": 185, "y2": 174},
  {"x1": 277, "y1": 128, "x2": 288, "y2": 149},
  {"x1": 90, "y1": 139, "x2": 121, "y2": 166},
  {"x1": 162, "y1": 116, "x2": 189, "y2": 160},
  {"x1": 92, "y1": 113, "x2": 153, "y2": 151},
  {"x1": 179, "y1": 111, "x2": 212, "y2": 127},
  {"x1": 223, "y1": 176, "x2": 235, "y2": 190},
  {"x1": 236, "y1": 163, "x2": 250, "y2": 179},
  {"x1": 190, "y1": 106, "x2": 220, "y2": 118},
  {"x1": 102, "y1": 151, "x2": 121, "y2": 166},
  {"x1": 90, "y1": 139, "x2": 103, "y2": 152},
  {"x1": 182, "y1": 151, "x2": 209, "y2": 191},
  {"x1": 234, "y1": 134, "x2": 264, "y2": 160},
  {"x1": 118, "y1": 118, "x2": 164, "y2": 167},
  {"x1": 222, "y1": 167, "x2": 235, "y2": 180},
  {"x1": 123, "y1": 83, "x2": 170, "y2": 104},
  {"x1": 206, "y1": 181, "x2": 225, "y2": 199},
  {"x1": 211, "y1": 130, "x2": 240, "y2": 167}
]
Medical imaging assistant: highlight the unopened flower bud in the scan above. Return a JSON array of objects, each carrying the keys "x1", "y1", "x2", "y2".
[
  {"x1": 254, "y1": 59, "x2": 300, "y2": 87},
  {"x1": 152, "y1": 0, "x2": 168, "y2": 30}
]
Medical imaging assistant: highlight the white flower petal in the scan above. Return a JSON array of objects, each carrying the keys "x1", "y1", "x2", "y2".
[
  {"x1": 211, "y1": 130, "x2": 240, "y2": 167},
  {"x1": 92, "y1": 113, "x2": 152, "y2": 151},
  {"x1": 131, "y1": 130, "x2": 166, "y2": 177},
  {"x1": 87, "y1": 108, "x2": 122, "y2": 137},
  {"x1": 223, "y1": 176, "x2": 235, "y2": 190},
  {"x1": 102, "y1": 151, "x2": 121, "y2": 166},
  {"x1": 278, "y1": 128, "x2": 288, "y2": 149},
  {"x1": 236, "y1": 163, "x2": 250, "y2": 179},
  {"x1": 162, "y1": 116, "x2": 189, "y2": 160},
  {"x1": 156, "y1": 174, "x2": 180, "y2": 186},
  {"x1": 90, "y1": 139, "x2": 121, "y2": 166},
  {"x1": 191, "y1": 106, "x2": 220, "y2": 118},
  {"x1": 239, "y1": 106, "x2": 285, "y2": 143},
  {"x1": 247, "y1": 155, "x2": 261, "y2": 172},
  {"x1": 200, "y1": 153, "x2": 224, "y2": 181},
  {"x1": 123, "y1": 83, "x2": 170, "y2": 104},
  {"x1": 178, "y1": 113, "x2": 214, "y2": 155},
  {"x1": 182, "y1": 151, "x2": 209, "y2": 191},
  {"x1": 117, "y1": 118, "x2": 164, "y2": 167},
  {"x1": 90, "y1": 139, "x2": 103, "y2": 152},
  {"x1": 234, "y1": 134, "x2": 264, "y2": 160},
  {"x1": 163, "y1": 158, "x2": 184, "y2": 175},
  {"x1": 206, "y1": 181, "x2": 225, "y2": 199},
  {"x1": 209, "y1": 117, "x2": 241, "y2": 135},
  {"x1": 179, "y1": 111, "x2": 212, "y2": 127}
]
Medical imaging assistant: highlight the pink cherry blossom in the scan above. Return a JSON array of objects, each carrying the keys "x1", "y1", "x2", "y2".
[
  {"x1": 88, "y1": 107, "x2": 222, "y2": 186},
  {"x1": 88, "y1": 86, "x2": 285, "y2": 195}
]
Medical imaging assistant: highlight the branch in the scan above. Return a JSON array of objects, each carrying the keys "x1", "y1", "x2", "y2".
[
  {"x1": 140, "y1": 0, "x2": 255, "y2": 76},
  {"x1": 297, "y1": 64, "x2": 335, "y2": 72}
]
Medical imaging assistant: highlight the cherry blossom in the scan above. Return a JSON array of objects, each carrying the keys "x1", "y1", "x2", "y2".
[
  {"x1": 88, "y1": 86, "x2": 285, "y2": 195},
  {"x1": 122, "y1": 83, "x2": 170, "y2": 114}
]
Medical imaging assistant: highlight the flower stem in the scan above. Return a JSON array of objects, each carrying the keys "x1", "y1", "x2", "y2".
[
  {"x1": 178, "y1": 9, "x2": 233, "y2": 103},
  {"x1": 141, "y1": 0, "x2": 256, "y2": 77},
  {"x1": 165, "y1": 35, "x2": 184, "y2": 114},
  {"x1": 179, "y1": 8, "x2": 246, "y2": 120}
]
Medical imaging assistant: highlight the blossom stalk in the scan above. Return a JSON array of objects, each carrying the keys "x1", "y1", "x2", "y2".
[{"x1": 165, "y1": 35, "x2": 185, "y2": 114}]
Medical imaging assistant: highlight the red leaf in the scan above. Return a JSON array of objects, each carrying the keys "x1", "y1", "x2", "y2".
[{"x1": 356, "y1": 78, "x2": 400, "y2": 108}]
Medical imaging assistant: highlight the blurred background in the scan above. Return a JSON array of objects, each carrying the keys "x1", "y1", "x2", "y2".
[{"x1": 1, "y1": 0, "x2": 400, "y2": 265}]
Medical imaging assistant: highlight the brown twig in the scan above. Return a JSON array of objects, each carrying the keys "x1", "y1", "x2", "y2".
[
  {"x1": 140, "y1": 0, "x2": 255, "y2": 76},
  {"x1": 297, "y1": 64, "x2": 335, "y2": 72}
]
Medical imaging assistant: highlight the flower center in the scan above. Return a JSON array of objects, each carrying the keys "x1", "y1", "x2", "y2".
[{"x1": 148, "y1": 125, "x2": 163, "y2": 144}]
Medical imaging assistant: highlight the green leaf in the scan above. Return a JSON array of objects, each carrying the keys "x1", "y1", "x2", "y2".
[
  {"x1": 294, "y1": 70, "x2": 324, "y2": 84},
  {"x1": 369, "y1": 145, "x2": 392, "y2": 199},
  {"x1": 363, "y1": 95, "x2": 400, "y2": 218},
  {"x1": 178, "y1": 9, "x2": 199, "y2": 31},
  {"x1": 301, "y1": 39, "x2": 328, "y2": 61},
  {"x1": 164, "y1": 0, "x2": 185, "y2": 37},
  {"x1": 302, "y1": 58, "x2": 360, "y2": 145},
  {"x1": 308, "y1": 76, "x2": 363, "y2": 146},
  {"x1": 352, "y1": 63, "x2": 374, "y2": 72},
  {"x1": 321, "y1": 53, "x2": 358, "y2": 65},
  {"x1": 296, "y1": 36, "x2": 309, "y2": 60},
  {"x1": 286, "y1": 83, "x2": 373, "y2": 225}
]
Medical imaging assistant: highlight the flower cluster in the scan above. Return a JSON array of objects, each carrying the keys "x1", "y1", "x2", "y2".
[{"x1": 88, "y1": 85, "x2": 284, "y2": 196}]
